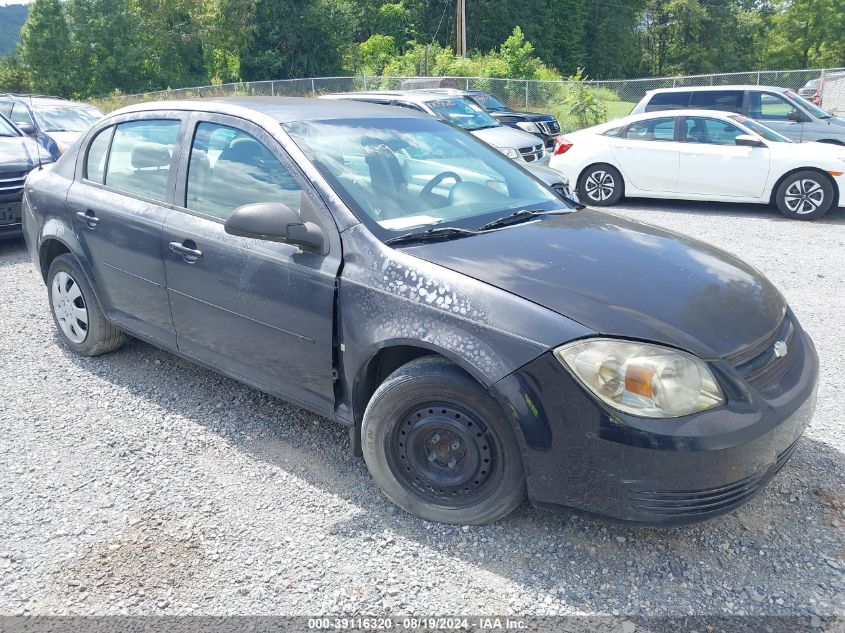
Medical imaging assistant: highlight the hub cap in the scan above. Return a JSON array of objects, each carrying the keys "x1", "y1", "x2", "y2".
[
  {"x1": 784, "y1": 179, "x2": 824, "y2": 215},
  {"x1": 584, "y1": 170, "x2": 616, "y2": 202},
  {"x1": 51, "y1": 271, "x2": 88, "y2": 344},
  {"x1": 391, "y1": 403, "x2": 498, "y2": 507}
]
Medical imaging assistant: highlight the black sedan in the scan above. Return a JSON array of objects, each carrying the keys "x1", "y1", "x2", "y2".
[
  {"x1": 0, "y1": 112, "x2": 52, "y2": 239},
  {"x1": 22, "y1": 97, "x2": 817, "y2": 525}
]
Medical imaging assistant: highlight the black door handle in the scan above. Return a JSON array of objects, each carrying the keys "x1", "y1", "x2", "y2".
[
  {"x1": 75, "y1": 210, "x2": 100, "y2": 228},
  {"x1": 169, "y1": 240, "x2": 203, "y2": 262}
]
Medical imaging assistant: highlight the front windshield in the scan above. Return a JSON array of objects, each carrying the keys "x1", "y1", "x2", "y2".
[
  {"x1": 0, "y1": 115, "x2": 19, "y2": 137},
  {"x1": 470, "y1": 93, "x2": 509, "y2": 112},
  {"x1": 731, "y1": 115, "x2": 793, "y2": 143},
  {"x1": 424, "y1": 98, "x2": 500, "y2": 131},
  {"x1": 33, "y1": 105, "x2": 103, "y2": 132},
  {"x1": 785, "y1": 90, "x2": 832, "y2": 119},
  {"x1": 283, "y1": 117, "x2": 562, "y2": 239}
]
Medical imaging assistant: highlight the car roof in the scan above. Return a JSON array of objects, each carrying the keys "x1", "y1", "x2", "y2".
[
  {"x1": 583, "y1": 109, "x2": 748, "y2": 132},
  {"x1": 321, "y1": 91, "x2": 472, "y2": 104},
  {"x1": 110, "y1": 96, "x2": 430, "y2": 123},
  {"x1": 646, "y1": 85, "x2": 788, "y2": 94},
  {"x1": 0, "y1": 94, "x2": 96, "y2": 108}
]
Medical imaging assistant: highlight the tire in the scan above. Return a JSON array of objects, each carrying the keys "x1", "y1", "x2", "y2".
[
  {"x1": 775, "y1": 170, "x2": 835, "y2": 220},
  {"x1": 47, "y1": 253, "x2": 125, "y2": 356},
  {"x1": 577, "y1": 163, "x2": 624, "y2": 206},
  {"x1": 362, "y1": 356, "x2": 526, "y2": 525}
]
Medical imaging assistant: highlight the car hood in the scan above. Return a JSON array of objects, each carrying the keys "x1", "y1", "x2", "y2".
[
  {"x1": 0, "y1": 135, "x2": 47, "y2": 171},
  {"x1": 822, "y1": 116, "x2": 845, "y2": 131},
  {"x1": 404, "y1": 209, "x2": 786, "y2": 360},
  {"x1": 490, "y1": 110, "x2": 556, "y2": 123},
  {"x1": 472, "y1": 125, "x2": 543, "y2": 151}
]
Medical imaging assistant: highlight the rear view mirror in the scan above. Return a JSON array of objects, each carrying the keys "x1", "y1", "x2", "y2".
[
  {"x1": 224, "y1": 202, "x2": 326, "y2": 254},
  {"x1": 735, "y1": 134, "x2": 765, "y2": 148}
]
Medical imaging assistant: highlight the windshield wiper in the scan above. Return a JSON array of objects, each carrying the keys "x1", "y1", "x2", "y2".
[
  {"x1": 477, "y1": 209, "x2": 571, "y2": 232},
  {"x1": 384, "y1": 226, "x2": 479, "y2": 246}
]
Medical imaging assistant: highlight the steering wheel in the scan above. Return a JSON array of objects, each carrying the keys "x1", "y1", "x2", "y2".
[{"x1": 420, "y1": 171, "x2": 463, "y2": 199}]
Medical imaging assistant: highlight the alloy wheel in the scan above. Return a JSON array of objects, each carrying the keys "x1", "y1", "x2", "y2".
[
  {"x1": 51, "y1": 271, "x2": 88, "y2": 344},
  {"x1": 784, "y1": 179, "x2": 825, "y2": 215},
  {"x1": 584, "y1": 170, "x2": 616, "y2": 202}
]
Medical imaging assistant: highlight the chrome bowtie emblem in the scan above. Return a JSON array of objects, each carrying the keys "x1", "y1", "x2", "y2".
[{"x1": 773, "y1": 340, "x2": 788, "y2": 359}]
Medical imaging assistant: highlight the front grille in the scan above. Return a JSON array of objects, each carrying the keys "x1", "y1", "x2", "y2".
[
  {"x1": 0, "y1": 169, "x2": 29, "y2": 199},
  {"x1": 519, "y1": 143, "x2": 545, "y2": 163},
  {"x1": 730, "y1": 315, "x2": 795, "y2": 388},
  {"x1": 629, "y1": 438, "x2": 800, "y2": 518},
  {"x1": 537, "y1": 120, "x2": 561, "y2": 135}
]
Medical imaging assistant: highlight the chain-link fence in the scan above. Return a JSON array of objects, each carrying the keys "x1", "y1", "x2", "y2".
[{"x1": 92, "y1": 68, "x2": 845, "y2": 130}]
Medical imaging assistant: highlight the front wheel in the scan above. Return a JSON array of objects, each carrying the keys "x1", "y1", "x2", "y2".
[
  {"x1": 578, "y1": 163, "x2": 624, "y2": 206},
  {"x1": 362, "y1": 357, "x2": 526, "y2": 524},
  {"x1": 775, "y1": 171, "x2": 834, "y2": 220}
]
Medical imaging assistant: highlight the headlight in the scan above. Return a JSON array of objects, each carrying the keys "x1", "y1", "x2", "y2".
[
  {"x1": 495, "y1": 146, "x2": 522, "y2": 160},
  {"x1": 554, "y1": 339, "x2": 724, "y2": 418},
  {"x1": 516, "y1": 121, "x2": 542, "y2": 134}
]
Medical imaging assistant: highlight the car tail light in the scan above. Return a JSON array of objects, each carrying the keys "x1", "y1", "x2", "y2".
[{"x1": 554, "y1": 136, "x2": 573, "y2": 155}]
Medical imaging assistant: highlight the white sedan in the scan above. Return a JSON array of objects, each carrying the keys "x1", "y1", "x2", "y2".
[{"x1": 549, "y1": 109, "x2": 845, "y2": 220}]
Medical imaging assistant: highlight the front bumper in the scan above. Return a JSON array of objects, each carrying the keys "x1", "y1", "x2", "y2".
[
  {"x1": 493, "y1": 320, "x2": 819, "y2": 524},
  {"x1": 0, "y1": 201, "x2": 23, "y2": 239}
]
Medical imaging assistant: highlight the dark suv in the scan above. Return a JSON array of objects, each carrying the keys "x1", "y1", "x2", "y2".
[
  {"x1": 0, "y1": 112, "x2": 52, "y2": 239},
  {"x1": 429, "y1": 89, "x2": 562, "y2": 151},
  {"x1": 0, "y1": 94, "x2": 103, "y2": 159}
]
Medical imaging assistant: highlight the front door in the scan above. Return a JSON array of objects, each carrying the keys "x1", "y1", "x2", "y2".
[
  {"x1": 676, "y1": 116, "x2": 770, "y2": 198},
  {"x1": 162, "y1": 115, "x2": 341, "y2": 411},
  {"x1": 610, "y1": 116, "x2": 681, "y2": 192},
  {"x1": 746, "y1": 91, "x2": 806, "y2": 141},
  {"x1": 66, "y1": 117, "x2": 183, "y2": 346}
]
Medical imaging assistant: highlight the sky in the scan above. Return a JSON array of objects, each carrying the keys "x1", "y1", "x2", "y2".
[{"x1": 0, "y1": 0, "x2": 32, "y2": 5}]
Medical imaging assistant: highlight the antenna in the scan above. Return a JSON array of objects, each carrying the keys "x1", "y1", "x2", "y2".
[{"x1": 29, "y1": 93, "x2": 43, "y2": 171}]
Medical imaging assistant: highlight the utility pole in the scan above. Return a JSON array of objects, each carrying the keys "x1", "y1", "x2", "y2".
[{"x1": 455, "y1": 0, "x2": 467, "y2": 57}]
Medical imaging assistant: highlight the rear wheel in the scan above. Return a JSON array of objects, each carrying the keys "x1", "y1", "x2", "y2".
[
  {"x1": 578, "y1": 163, "x2": 624, "y2": 206},
  {"x1": 47, "y1": 254, "x2": 125, "y2": 356},
  {"x1": 362, "y1": 357, "x2": 525, "y2": 524},
  {"x1": 775, "y1": 171, "x2": 834, "y2": 220}
]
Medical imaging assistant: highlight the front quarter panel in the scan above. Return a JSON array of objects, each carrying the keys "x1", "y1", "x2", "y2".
[{"x1": 339, "y1": 223, "x2": 594, "y2": 411}]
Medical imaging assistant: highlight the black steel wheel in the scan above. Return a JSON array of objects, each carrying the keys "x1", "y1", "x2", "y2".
[{"x1": 362, "y1": 356, "x2": 525, "y2": 524}]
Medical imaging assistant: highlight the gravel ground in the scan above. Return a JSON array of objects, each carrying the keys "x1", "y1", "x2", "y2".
[{"x1": 0, "y1": 200, "x2": 843, "y2": 619}]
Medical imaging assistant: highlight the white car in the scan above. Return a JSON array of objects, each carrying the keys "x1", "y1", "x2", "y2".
[{"x1": 549, "y1": 109, "x2": 845, "y2": 220}]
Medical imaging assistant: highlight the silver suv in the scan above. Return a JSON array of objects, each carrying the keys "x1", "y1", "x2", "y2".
[
  {"x1": 321, "y1": 91, "x2": 549, "y2": 164},
  {"x1": 630, "y1": 86, "x2": 845, "y2": 145}
]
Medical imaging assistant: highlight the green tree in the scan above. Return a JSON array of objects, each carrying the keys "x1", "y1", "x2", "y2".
[
  {"x1": 18, "y1": 0, "x2": 73, "y2": 95},
  {"x1": 765, "y1": 0, "x2": 844, "y2": 68}
]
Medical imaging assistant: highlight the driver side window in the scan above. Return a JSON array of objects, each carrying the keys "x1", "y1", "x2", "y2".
[
  {"x1": 185, "y1": 122, "x2": 302, "y2": 221},
  {"x1": 750, "y1": 92, "x2": 799, "y2": 121}
]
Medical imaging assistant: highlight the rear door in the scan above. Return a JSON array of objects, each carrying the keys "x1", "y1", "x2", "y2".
[
  {"x1": 675, "y1": 115, "x2": 770, "y2": 198},
  {"x1": 746, "y1": 91, "x2": 805, "y2": 141},
  {"x1": 162, "y1": 113, "x2": 341, "y2": 410},
  {"x1": 610, "y1": 116, "x2": 681, "y2": 192},
  {"x1": 66, "y1": 115, "x2": 185, "y2": 346}
]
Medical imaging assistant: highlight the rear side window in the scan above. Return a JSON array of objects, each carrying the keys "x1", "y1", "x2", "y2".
[
  {"x1": 104, "y1": 120, "x2": 180, "y2": 202},
  {"x1": 185, "y1": 122, "x2": 302, "y2": 221},
  {"x1": 85, "y1": 126, "x2": 113, "y2": 184},
  {"x1": 682, "y1": 117, "x2": 746, "y2": 145},
  {"x1": 689, "y1": 90, "x2": 743, "y2": 113},
  {"x1": 624, "y1": 117, "x2": 676, "y2": 141},
  {"x1": 645, "y1": 92, "x2": 691, "y2": 111}
]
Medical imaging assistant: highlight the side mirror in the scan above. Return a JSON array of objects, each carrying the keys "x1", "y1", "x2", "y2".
[
  {"x1": 735, "y1": 134, "x2": 765, "y2": 148},
  {"x1": 787, "y1": 109, "x2": 805, "y2": 123},
  {"x1": 16, "y1": 122, "x2": 35, "y2": 135},
  {"x1": 224, "y1": 202, "x2": 326, "y2": 254}
]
